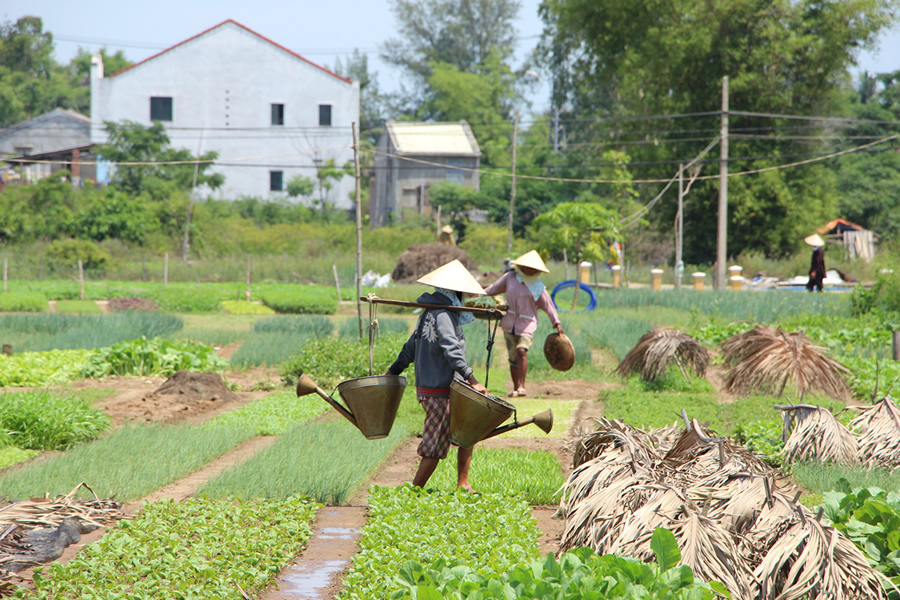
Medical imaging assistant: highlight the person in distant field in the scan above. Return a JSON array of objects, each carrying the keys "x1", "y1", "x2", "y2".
[
  {"x1": 438, "y1": 224, "x2": 457, "y2": 246},
  {"x1": 385, "y1": 259, "x2": 485, "y2": 490},
  {"x1": 483, "y1": 250, "x2": 563, "y2": 398},
  {"x1": 805, "y1": 234, "x2": 826, "y2": 292}
]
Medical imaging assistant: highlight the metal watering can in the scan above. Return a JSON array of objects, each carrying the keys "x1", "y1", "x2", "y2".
[
  {"x1": 296, "y1": 374, "x2": 406, "y2": 440},
  {"x1": 449, "y1": 380, "x2": 554, "y2": 448}
]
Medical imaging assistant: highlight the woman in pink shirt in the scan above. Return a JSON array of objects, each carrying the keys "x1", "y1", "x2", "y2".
[{"x1": 483, "y1": 250, "x2": 564, "y2": 398}]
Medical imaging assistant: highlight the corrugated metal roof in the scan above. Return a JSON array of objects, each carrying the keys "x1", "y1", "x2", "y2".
[{"x1": 387, "y1": 121, "x2": 480, "y2": 156}]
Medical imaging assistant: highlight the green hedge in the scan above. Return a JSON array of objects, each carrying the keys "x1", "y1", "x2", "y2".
[
  {"x1": 150, "y1": 287, "x2": 230, "y2": 313},
  {"x1": 0, "y1": 291, "x2": 48, "y2": 312},
  {"x1": 260, "y1": 286, "x2": 338, "y2": 314}
]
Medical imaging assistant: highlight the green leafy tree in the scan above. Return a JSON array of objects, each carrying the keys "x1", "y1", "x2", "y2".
[
  {"x1": 313, "y1": 158, "x2": 353, "y2": 212},
  {"x1": 96, "y1": 121, "x2": 224, "y2": 197},
  {"x1": 0, "y1": 17, "x2": 87, "y2": 126},
  {"x1": 335, "y1": 49, "x2": 386, "y2": 145},
  {"x1": 286, "y1": 174, "x2": 315, "y2": 199},
  {"x1": 420, "y1": 52, "x2": 518, "y2": 165},
  {"x1": 538, "y1": 0, "x2": 897, "y2": 261}
]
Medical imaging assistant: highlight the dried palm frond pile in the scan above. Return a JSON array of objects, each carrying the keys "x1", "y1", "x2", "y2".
[
  {"x1": 616, "y1": 328, "x2": 709, "y2": 383},
  {"x1": 0, "y1": 483, "x2": 121, "y2": 532},
  {"x1": 559, "y1": 417, "x2": 891, "y2": 600},
  {"x1": 849, "y1": 397, "x2": 900, "y2": 470},
  {"x1": 778, "y1": 404, "x2": 859, "y2": 465},
  {"x1": 0, "y1": 483, "x2": 122, "y2": 586},
  {"x1": 720, "y1": 327, "x2": 851, "y2": 400}
]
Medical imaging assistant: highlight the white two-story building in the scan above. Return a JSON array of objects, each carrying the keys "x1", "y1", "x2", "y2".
[{"x1": 90, "y1": 19, "x2": 359, "y2": 208}]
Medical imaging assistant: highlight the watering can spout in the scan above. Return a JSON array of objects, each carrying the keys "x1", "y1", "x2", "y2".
[
  {"x1": 296, "y1": 374, "x2": 358, "y2": 428},
  {"x1": 480, "y1": 409, "x2": 554, "y2": 442}
]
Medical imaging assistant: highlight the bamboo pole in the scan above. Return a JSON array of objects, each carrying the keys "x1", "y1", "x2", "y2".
[
  {"x1": 361, "y1": 296, "x2": 504, "y2": 318},
  {"x1": 353, "y1": 122, "x2": 364, "y2": 340},
  {"x1": 78, "y1": 260, "x2": 84, "y2": 300}
]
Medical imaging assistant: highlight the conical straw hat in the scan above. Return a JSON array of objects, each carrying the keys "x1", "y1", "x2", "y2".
[
  {"x1": 417, "y1": 260, "x2": 485, "y2": 295},
  {"x1": 804, "y1": 234, "x2": 825, "y2": 247},
  {"x1": 511, "y1": 250, "x2": 549, "y2": 273}
]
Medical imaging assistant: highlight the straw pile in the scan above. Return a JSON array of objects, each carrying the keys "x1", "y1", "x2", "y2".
[
  {"x1": 559, "y1": 417, "x2": 891, "y2": 600},
  {"x1": 851, "y1": 397, "x2": 900, "y2": 469},
  {"x1": 720, "y1": 327, "x2": 851, "y2": 400},
  {"x1": 616, "y1": 328, "x2": 709, "y2": 383}
]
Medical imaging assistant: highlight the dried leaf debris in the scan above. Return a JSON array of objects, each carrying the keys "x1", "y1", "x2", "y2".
[
  {"x1": 0, "y1": 483, "x2": 122, "y2": 592},
  {"x1": 616, "y1": 328, "x2": 709, "y2": 383},
  {"x1": 560, "y1": 417, "x2": 892, "y2": 600},
  {"x1": 720, "y1": 327, "x2": 851, "y2": 400}
]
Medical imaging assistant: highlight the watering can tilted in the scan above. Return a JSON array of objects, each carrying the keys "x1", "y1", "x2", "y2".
[
  {"x1": 448, "y1": 380, "x2": 554, "y2": 448},
  {"x1": 296, "y1": 373, "x2": 406, "y2": 440}
]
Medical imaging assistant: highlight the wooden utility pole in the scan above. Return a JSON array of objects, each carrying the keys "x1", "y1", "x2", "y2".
[
  {"x1": 676, "y1": 164, "x2": 684, "y2": 290},
  {"x1": 507, "y1": 113, "x2": 518, "y2": 255},
  {"x1": 183, "y1": 126, "x2": 205, "y2": 263},
  {"x1": 716, "y1": 77, "x2": 729, "y2": 290},
  {"x1": 353, "y1": 122, "x2": 364, "y2": 339}
]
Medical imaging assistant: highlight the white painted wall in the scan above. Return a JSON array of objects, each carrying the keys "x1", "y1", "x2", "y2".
[{"x1": 91, "y1": 21, "x2": 359, "y2": 208}]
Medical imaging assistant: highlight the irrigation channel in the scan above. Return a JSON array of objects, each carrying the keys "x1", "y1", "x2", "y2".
[{"x1": 10, "y1": 372, "x2": 600, "y2": 600}]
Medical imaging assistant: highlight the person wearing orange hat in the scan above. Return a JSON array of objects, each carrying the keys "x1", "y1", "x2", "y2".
[
  {"x1": 804, "y1": 234, "x2": 826, "y2": 292},
  {"x1": 483, "y1": 250, "x2": 563, "y2": 398},
  {"x1": 385, "y1": 259, "x2": 486, "y2": 490}
]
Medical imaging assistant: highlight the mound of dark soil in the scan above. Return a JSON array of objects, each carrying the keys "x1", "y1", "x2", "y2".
[
  {"x1": 391, "y1": 243, "x2": 478, "y2": 284},
  {"x1": 146, "y1": 371, "x2": 238, "y2": 404}
]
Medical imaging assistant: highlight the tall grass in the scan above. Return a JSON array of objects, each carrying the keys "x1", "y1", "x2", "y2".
[
  {"x1": 338, "y1": 316, "x2": 410, "y2": 339},
  {"x1": 199, "y1": 418, "x2": 411, "y2": 504},
  {"x1": 251, "y1": 315, "x2": 335, "y2": 336},
  {"x1": 230, "y1": 332, "x2": 308, "y2": 367},
  {"x1": 0, "y1": 423, "x2": 252, "y2": 501},
  {"x1": 0, "y1": 312, "x2": 184, "y2": 351},
  {"x1": 603, "y1": 288, "x2": 851, "y2": 322},
  {"x1": 429, "y1": 448, "x2": 565, "y2": 505},
  {"x1": 792, "y1": 462, "x2": 900, "y2": 494},
  {"x1": 0, "y1": 390, "x2": 110, "y2": 450},
  {"x1": 576, "y1": 312, "x2": 654, "y2": 361}
]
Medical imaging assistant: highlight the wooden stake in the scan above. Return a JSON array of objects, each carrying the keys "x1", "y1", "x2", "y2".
[
  {"x1": 78, "y1": 260, "x2": 85, "y2": 300},
  {"x1": 333, "y1": 262, "x2": 342, "y2": 303}
]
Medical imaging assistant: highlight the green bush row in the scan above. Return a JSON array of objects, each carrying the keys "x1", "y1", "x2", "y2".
[
  {"x1": 0, "y1": 390, "x2": 110, "y2": 451},
  {"x1": 81, "y1": 337, "x2": 228, "y2": 377},
  {"x1": 260, "y1": 286, "x2": 339, "y2": 314},
  {"x1": 0, "y1": 291, "x2": 48, "y2": 312}
]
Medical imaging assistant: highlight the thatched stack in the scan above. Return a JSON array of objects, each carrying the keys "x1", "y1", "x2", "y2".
[
  {"x1": 851, "y1": 398, "x2": 900, "y2": 469},
  {"x1": 778, "y1": 404, "x2": 859, "y2": 464},
  {"x1": 559, "y1": 418, "x2": 891, "y2": 600},
  {"x1": 720, "y1": 327, "x2": 851, "y2": 400},
  {"x1": 616, "y1": 328, "x2": 709, "y2": 383}
]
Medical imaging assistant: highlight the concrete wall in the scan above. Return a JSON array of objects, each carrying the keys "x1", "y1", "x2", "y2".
[
  {"x1": 371, "y1": 134, "x2": 480, "y2": 227},
  {"x1": 92, "y1": 22, "x2": 359, "y2": 208},
  {"x1": 0, "y1": 111, "x2": 90, "y2": 156}
]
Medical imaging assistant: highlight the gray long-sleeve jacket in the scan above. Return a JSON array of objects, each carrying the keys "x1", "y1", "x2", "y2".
[{"x1": 387, "y1": 291, "x2": 473, "y2": 393}]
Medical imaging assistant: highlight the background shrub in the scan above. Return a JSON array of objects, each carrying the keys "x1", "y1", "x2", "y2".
[
  {"x1": 259, "y1": 286, "x2": 338, "y2": 314},
  {"x1": 0, "y1": 390, "x2": 110, "y2": 450},
  {"x1": 0, "y1": 291, "x2": 48, "y2": 312},
  {"x1": 151, "y1": 287, "x2": 230, "y2": 313}
]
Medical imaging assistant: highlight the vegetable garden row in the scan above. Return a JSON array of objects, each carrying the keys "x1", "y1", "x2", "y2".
[{"x1": 1, "y1": 285, "x2": 900, "y2": 599}]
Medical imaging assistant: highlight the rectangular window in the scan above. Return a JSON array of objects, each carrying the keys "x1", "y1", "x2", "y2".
[
  {"x1": 319, "y1": 104, "x2": 332, "y2": 126},
  {"x1": 150, "y1": 96, "x2": 173, "y2": 121},
  {"x1": 271, "y1": 103, "x2": 284, "y2": 126},
  {"x1": 446, "y1": 158, "x2": 465, "y2": 184},
  {"x1": 270, "y1": 171, "x2": 283, "y2": 192}
]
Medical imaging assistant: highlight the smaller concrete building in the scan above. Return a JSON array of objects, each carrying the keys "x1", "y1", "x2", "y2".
[
  {"x1": 371, "y1": 121, "x2": 480, "y2": 227},
  {"x1": 0, "y1": 109, "x2": 96, "y2": 185}
]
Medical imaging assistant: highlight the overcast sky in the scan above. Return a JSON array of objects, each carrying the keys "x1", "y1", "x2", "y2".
[{"x1": 4, "y1": 0, "x2": 900, "y2": 117}]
